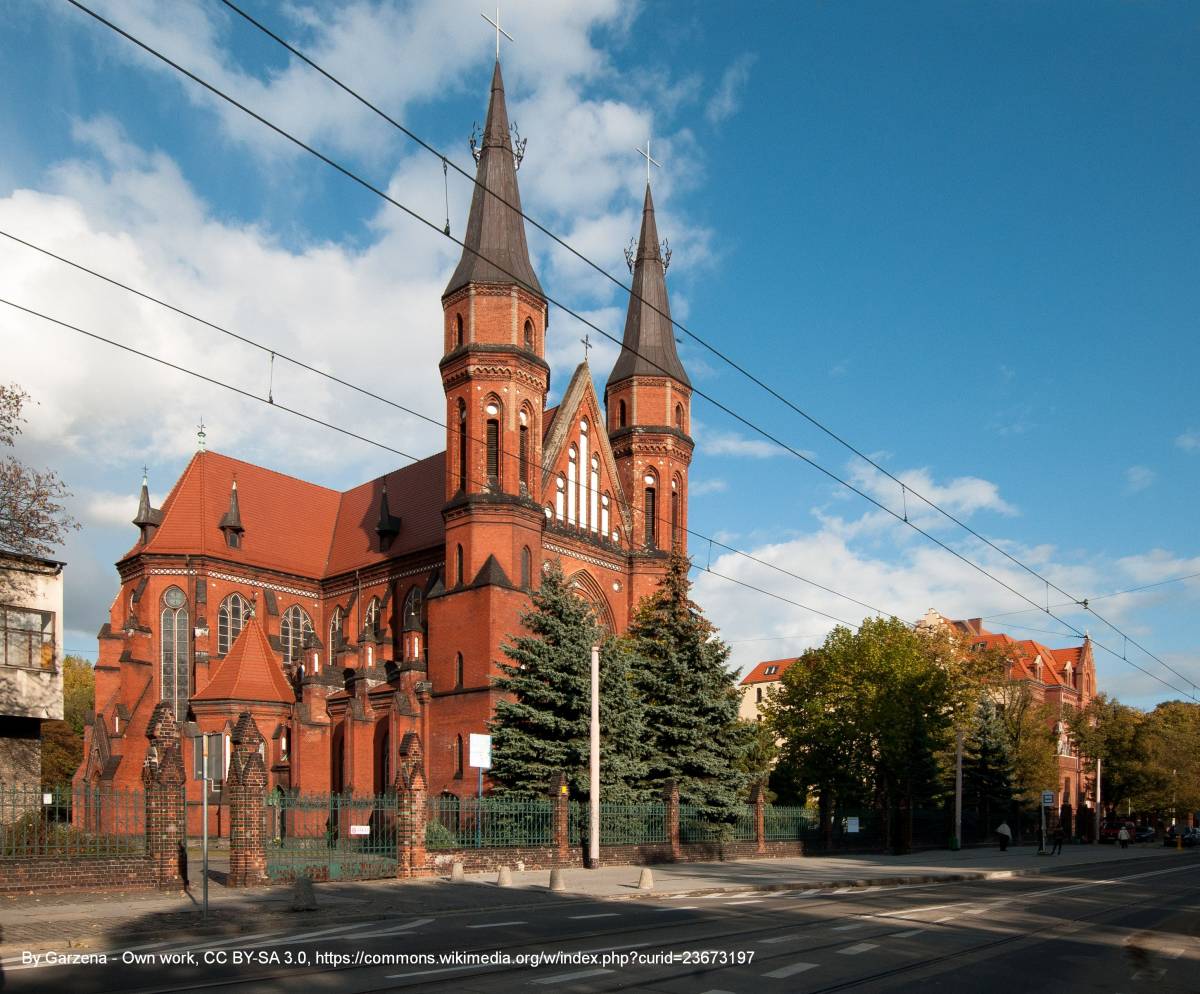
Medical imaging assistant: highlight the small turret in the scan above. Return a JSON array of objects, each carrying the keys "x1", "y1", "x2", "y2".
[
  {"x1": 219, "y1": 478, "x2": 244, "y2": 549},
  {"x1": 375, "y1": 482, "x2": 401, "y2": 552},
  {"x1": 132, "y1": 472, "x2": 163, "y2": 546}
]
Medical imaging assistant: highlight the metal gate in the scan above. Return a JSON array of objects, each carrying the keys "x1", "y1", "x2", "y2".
[{"x1": 265, "y1": 792, "x2": 397, "y2": 881}]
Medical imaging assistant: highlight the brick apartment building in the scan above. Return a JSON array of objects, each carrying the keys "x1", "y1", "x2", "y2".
[{"x1": 76, "y1": 60, "x2": 693, "y2": 812}]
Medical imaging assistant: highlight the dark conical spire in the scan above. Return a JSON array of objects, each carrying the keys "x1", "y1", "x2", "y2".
[
  {"x1": 219, "y1": 478, "x2": 244, "y2": 535},
  {"x1": 443, "y1": 61, "x2": 542, "y2": 298},
  {"x1": 375, "y1": 481, "x2": 401, "y2": 550},
  {"x1": 608, "y1": 184, "x2": 689, "y2": 387},
  {"x1": 132, "y1": 472, "x2": 163, "y2": 545}
]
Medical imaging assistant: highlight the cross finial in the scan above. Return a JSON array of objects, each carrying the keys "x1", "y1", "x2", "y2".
[
  {"x1": 481, "y1": 6, "x2": 513, "y2": 61},
  {"x1": 141, "y1": 464, "x2": 149, "y2": 483},
  {"x1": 196, "y1": 418, "x2": 207, "y2": 452},
  {"x1": 581, "y1": 334, "x2": 592, "y2": 362},
  {"x1": 635, "y1": 136, "x2": 661, "y2": 185}
]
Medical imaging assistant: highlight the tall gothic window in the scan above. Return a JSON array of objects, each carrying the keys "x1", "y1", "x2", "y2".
[
  {"x1": 519, "y1": 408, "x2": 530, "y2": 492},
  {"x1": 520, "y1": 546, "x2": 532, "y2": 588},
  {"x1": 160, "y1": 586, "x2": 189, "y2": 718},
  {"x1": 486, "y1": 403, "x2": 500, "y2": 485},
  {"x1": 280, "y1": 605, "x2": 313, "y2": 664},
  {"x1": 671, "y1": 488, "x2": 681, "y2": 549},
  {"x1": 454, "y1": 734, "x2": 464, "y2": 778},
  {"x1": 364, "y1": 597, "x2": 381, "y2": 637},
  {"x1": 217, "y1": 592, "x2": 248, "y2": 655},
  {"x1": 618, "y1": 399, "x2": 627, "y2": 428},
  {"x1": 675, "y1": 403, "x2": 684, "y2": 430},
  {"x1": 523, "y1": 318, "x2": 534, "y2": 351},
  {"x1": 454, "y1": 313, "x2": 464, "y2": 349},
  {"x1": 457, "y1": 399, "x2": 468, "y2": 491},
  {"x1": 403, "y1": 587, "x2": 423, "y2": 630},
  {"x1": 644, "y1": 472, "x2": 657, "y2": 549},
  {"x1": 454, "y1": 651, "x2": 464, "y2": 689},
  {"x1": 329, "y1": 605, "x2": 344, "y2": 650},
  {"x1": 455, "y1": 544, "x2": 464, "y2": 586}
]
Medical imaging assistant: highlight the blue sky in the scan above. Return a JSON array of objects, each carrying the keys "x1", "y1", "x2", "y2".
[{"x1": 1, "y1": 1, "x2": 1196, "y2": 708}]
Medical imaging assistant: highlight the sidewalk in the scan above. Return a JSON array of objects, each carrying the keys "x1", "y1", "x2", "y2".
[{"x1": 3, "y1": 843, "x2": 1180, "y2": 952}]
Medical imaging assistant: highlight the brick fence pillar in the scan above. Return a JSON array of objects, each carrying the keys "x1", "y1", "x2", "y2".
[
  {"x1": 227, "y1": 713, "x2": 268, "y2": 887},
  {"x1": 751, "y1": 781, "x2": 767, "y2": 855},
  {"x1": 550, "y1": 771, "x2": 570, "y2": 862},
  {"x1": 142, "y1": 702, "x2": 185, "y2": 890},
  {"x1": 663, "y1": 779, "x2": 681, "y2": 861},
  {"x1": 395, "y1": 733, "x2": 428, "y2": 878}
]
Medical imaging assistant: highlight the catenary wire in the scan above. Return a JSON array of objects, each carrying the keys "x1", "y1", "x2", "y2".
[
  {"x1": 215, "y1": 0, "x2": 1173, "y2": 677},
  {"x1": 0, "y1": 295, "x2": 866, "y2": 634},
  {"x1": 982, "y1": 570, "x2": 1200, "y2": 622},
  {"x1": 54, "y1": 0, "x2": 1197, "y2": 696},
  {"x1": 0, "y1": 225, "x2": 894, "y2": 626}
]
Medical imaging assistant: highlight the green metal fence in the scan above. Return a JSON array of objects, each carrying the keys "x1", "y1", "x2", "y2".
[
  {"x1": 764, "y1": 804, "x2": 813, "y2": 840},
  {"x1": 0, "y1": 783, "x2": 146, "y2": 858},
  {"x1": 567, "y1": 801, "x2": 667, "y2": 846},
  {"x1": 265, "y1": 792, "x2": 397, "y2": 881},
  {"x1": 427, "y1": 795, "x2": 553, "y2": 849},
  {"x1": 678, "y1": 804, "x2": 727, "y2": 843}
]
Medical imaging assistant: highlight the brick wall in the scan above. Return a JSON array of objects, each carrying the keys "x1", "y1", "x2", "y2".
[{"x1": 0, "y1": 855, "x2": 153, "y2": 893}]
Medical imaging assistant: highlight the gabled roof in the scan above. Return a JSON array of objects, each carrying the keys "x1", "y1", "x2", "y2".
[
  {"x1": 741, "y1": 658, "x2": 798, "y2": 685},
  {"x1": 193, "y1": 614, "x2": 294, "y2": 705},
  {"x1": 125, "y1": 451, "x2": 342, "y2": 577}
]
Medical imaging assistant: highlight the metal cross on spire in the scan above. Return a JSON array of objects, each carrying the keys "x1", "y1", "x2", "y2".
[
  {"x1": 481, "y1": 6, "x2": 513, "y2": 61},
  {"x1": 581, "y1": 334, "x2": 593, "y2": 362},
  {"x1": 635, "y1": 137, "x2": 661, "y2": 185},
  {"x1": 196, "y1": 418, "x2": 207, "y2": 452}
]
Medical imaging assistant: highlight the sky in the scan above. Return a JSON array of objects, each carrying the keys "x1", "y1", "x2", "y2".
[{"x1": 1, "y1": 1, "x2": 1196, "y2": 710}]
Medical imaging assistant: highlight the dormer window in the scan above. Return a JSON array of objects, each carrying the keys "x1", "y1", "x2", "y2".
[{"x1": 764, "y1": 665, "x2": 779, "y2": 676}]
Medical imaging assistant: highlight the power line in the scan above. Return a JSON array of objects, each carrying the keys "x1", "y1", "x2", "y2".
[
  {"x1": 0, "y1": 294, "x2": 868, "y2": 636},
  {"x1": 983, "y1": 570, "x2": 1200, "y2": 622},
  {"x1": 214, "y1": 0, "x2": 1191, "y2": 692},
  {"x1": 55, "y1": 0, "x2": 1196, "y2": 697},
  {"x1": 0, "y1": 225, "x2": 896, "y2": 627}
]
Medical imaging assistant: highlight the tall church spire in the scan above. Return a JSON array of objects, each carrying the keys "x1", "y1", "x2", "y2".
[
  {"x1": 443, "y1": 61, "x2": 542, "y2": 298},
  {"x1": 608, "y1": 184, "x2": 689, "y2": 387}
]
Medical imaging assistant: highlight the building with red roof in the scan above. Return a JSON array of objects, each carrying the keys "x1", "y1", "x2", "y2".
[
  {"x1": 738, "y1": 658, "x2": 799, "y2": 721},
  {"x1": 76, "y1": 60, "x2": 695, "y2": 821}
]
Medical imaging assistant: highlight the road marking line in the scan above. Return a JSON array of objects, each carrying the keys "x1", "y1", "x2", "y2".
[
  {"x1": 764, "y1": 961, "x2": 819, "y2": 979},
  {"x1": 238, "y1": 922, "x2": 364, "y2": 948},
  {"x1": 532, "y1": 967, "x2": 613, "y2": 985},
  {"x1": 655, "y1": 906, "x2": 698, "y2": 911},
  {"x1": 466, "y1": 920, "x2": 527, "y2": 929},
  {"x1": 370, "y1": 917, "x2": 435, "y2": 937},
  {"x1": 839, "y1": 942, "x2": 880, "y2": 955},
  {"x1": 387, "y1": 963, "x2": 491, "y2": 979},
  {"x1": 569, "y1": 913, "x2": 620, "y2": 920},
  {"x1": 726, "y1": 899, "x2": 764, "y2": 905},
  {"x1": 832, "y1": 923, "x2": 864, "y2": 931}
]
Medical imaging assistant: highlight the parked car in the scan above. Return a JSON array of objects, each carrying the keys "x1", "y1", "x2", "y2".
[
  {"x1": 1099, "y1": 820, "x2": 1135, "y2": 843},
  {"x1": 1134, "y1": 825, "x2": 1155, "y2": 843},
  {"x1": 1162, "y1": 826, "x2": 1198, "y2": 847}
]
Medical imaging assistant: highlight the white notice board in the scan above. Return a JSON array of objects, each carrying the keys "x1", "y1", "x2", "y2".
[{"x1": 469, "y1": 733, "x2": 492, "y2": 769}]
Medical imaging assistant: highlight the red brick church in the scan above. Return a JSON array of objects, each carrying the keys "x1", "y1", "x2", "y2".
[{"x1": 76, "y1": 60, "x2": 693, "y2": 809}]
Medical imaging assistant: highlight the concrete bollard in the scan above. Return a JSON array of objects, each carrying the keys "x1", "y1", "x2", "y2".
[
  {"x1": 637, "y1": 867, "x2": 654, "y2": 891},
  {"x1": 289, "y1": 875, "x2": 317, "y2": 912},
  {"x1": 497, "y1": 866, "x2": 513, "y2": 887},
  {"x1": 451, "y1": 862, "x2": 465, "y2": 882},
  {"x1": 549, "y1": 867, "x2": 566, "y2": 892}
]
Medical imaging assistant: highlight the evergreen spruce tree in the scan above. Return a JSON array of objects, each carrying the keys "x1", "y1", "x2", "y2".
[
  {"x1": 629, "y1": 551, "x2": 747, "y2": 823},
  {"x1": 489, "y1": 563, "x2": 651, "y2": 802},
  {"x1": 489, "y1": 563, "x2": 597, "y2": 799},
  {"x1": 962, "y1": 697, "x2": 1015, "y2": 837}
]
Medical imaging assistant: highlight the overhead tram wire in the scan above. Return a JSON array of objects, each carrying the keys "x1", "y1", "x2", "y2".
[
  {"x1": 59, "y1": 0, "x2": 1196, "y2": 697},
  {"x1": 0, "y1": 226, "x2": 893, "y2": 628},
  {"x1": 4, "y1": 292, "x2": 1189, "y2": 697},
  {"x1": 215, "y1": 0, "x2": 1164, "y2": 666},
  {"x1": 0, "y1": 295, "x2": 865, "y2": 635},
  {"x1": 981, "y1": 570, "x2": 1200, "y2": 622}
]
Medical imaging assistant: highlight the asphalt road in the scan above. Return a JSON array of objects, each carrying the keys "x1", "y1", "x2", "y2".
[{"x1": 6, "y1": 851, "x2": 1197, "y2": 993}]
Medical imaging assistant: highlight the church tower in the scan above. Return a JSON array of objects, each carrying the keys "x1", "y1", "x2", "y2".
[
  {"x1": 606, "y1": 183, "x2": 693, "y2": 587},
  {"x1": 428, "y1": 59, "x2": 549, "y2": 789}
]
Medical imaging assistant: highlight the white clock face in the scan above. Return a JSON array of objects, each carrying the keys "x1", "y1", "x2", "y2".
[{"x1": 164, "y1": 587, "x2": 186, "y2": 609}]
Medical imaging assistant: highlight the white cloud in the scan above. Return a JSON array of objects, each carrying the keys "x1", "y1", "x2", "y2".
[
  {"x1": 691, "y1": 477, "x2": 728, "y2": 496},
  {"x1": 1175, "y1": 429, "x2": 1200, "y2": 452},
  {"x1": 1125, "y1": 465, "x2": 1155, "y2": 493},
  {"x1": 702, "y1": 428, "x2": 785, "y2": 459},
  {"x1": 705, "y1": 53, "x2": 756, "y2": 125}
]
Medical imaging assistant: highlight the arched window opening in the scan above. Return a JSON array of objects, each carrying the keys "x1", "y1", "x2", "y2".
[
  {"x1": 618, "y1": 399, "x2": 627, "y2": 428},
  {"x1": 454, "y1": 313, "x2": 464, "y2": 349},
  {"x1": 454, "y1": 734, "x2": 464, "y2": 778},
  {"x1": 567, "y1": 445, "x2": 578, "y2": 525},
  {"x1": 644, "y1": 473, "x2": 658, "y2": 549},
  {"x1": 589, "y1": 455, "x2": 600, "y2": 533},
  {"x1": 403, "y1": 587, "x2": 423, "y2": 630},
  {"x1": 160, "y1": 586, "x2": 189, "y2": 718},
  {"x1": 555, "y1": 475, "x2": 566, "y2": 521},
  {"x1": 671, "y1": 491, "x2": 680, "y2": 549},
  {"x1": 486, "y1": 418, "x2": 500, "y2": 486},
  {"x1": 521, "y1": 546, "x2": 532, "y2": 588},
  {"x1": 329, "y1": 605, "x2": 344, "y2": 650},
  {"x1": 519, "y1": 408, "x2": 530, "y2": 493},
  {"x1": 454, "y1": 652, "x2": 464, "y2": 689},
  {"x1": 280, "y1": 605, "x2": 313, "y2": 664},
  {"x1": 523, "y1": 318, "x2": 534, "y2": 351},
  {"x1": 601, "y1": 493, "x2": 610, "y2": 537},
  {"x1": 364, "y1": 597, "x2": 381, "y2": 638},
  {"x1": 217, "y1": 592, "x2": 248, "y2": 655},
  {"x1": 457, "y1": 399, "x2": 467, "y2": 492},
  {"x1": 674, "y1": 403, "x2": 684, "y2": 430},
  {"x1": 455, "y1": 544, "x2": 464, "y2": 586}
]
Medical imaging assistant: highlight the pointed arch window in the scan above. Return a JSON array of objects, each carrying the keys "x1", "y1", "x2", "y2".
[
  {"x1": 160, "y1": 586, "x2": 189, "y2": 718},
  {"x1": 618, "y1": 399, "x2": 627, "y2": 428},
  {"x1": 578, "y1": 421, "x2": 589, "y2": 529},
  {"x1": 589, "y1": 455, "x2": 600, "y2": 533},
  {"x1": 485, "y1": 400, "x2": 501, "y2": 486},
  {"x1": 567, "y1": 445, "x2": 578, "y2": 525},
  {"x1": 643, "y1": 471, "x2": 658, "y2": 549},
  {"x1": 520, "y1": 546, "x2": 532, "y2": 588},
  {"x1": 523, "y1": 318, "x2": 534, "y2": 351},
  {"x1": 457, "y1": 399, "x2": 468, "y2": 492},
  {"x1": 519, "y1": 408, "x2": 530, "y2": 493},
  {"x1": 601, "y1": 492, "x2": 610, "y2": 538},
  {"x1": 671, "y1": 475, "x2": 681, "y2": 549},
  {"x1": 455, "y1": 544, "x2": 464, "y2": 586},
  {"x1": 454, "y1": 651, "x2": 464, "y2": 689},
  {"x1": 555, "y1": 475, "x2": 565, "y2": 521},
  {"x1": 454, "y1": 313, "x2": 464, "y2": 349},
  {"x1": 329, "y1": 605, "x2": 344, "y2": 650},
  {"x1": 217, "y1": 592, "x2": 248, "y2": 655},
  {"x1": 674, "y1": 403, "x2": 684, "y2": 430},
  {"x1": 403, "y1": 587, "x2": 424, "y2": 631},
  {"x1": 280, "y1": 605, "x2": 313, "y2": 664},
  {"x1": 364, "y1": 596, "x2": 382, "y2": 638},
  {"x1": 454, "y1": 734, "x2": 464, "y2": 778}
]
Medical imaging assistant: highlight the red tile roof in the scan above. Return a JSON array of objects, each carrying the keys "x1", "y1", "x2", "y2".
[
  {"x1": 193, "y1": 614, "x2": 295, "y2": 704},
  {"x1": 741, "y1": 658, "x2": 798, "y2": 685}
]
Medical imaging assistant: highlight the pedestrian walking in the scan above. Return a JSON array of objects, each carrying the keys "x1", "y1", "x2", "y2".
[
  {"x1": 996, "y1": 821, "x2": 1012, "y2": 852},
  {"x1": 1051, "y1": 825, "x2": 1064, "y2": 856},
  {"x1": 1118, "y1": 825, "x2": 1130, "y2": 849}
]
